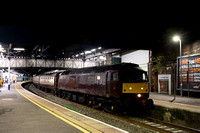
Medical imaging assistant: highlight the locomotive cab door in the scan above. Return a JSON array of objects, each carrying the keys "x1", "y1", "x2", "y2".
[
  {"x1": 106, "y1": 71, "x2": 120, "y2": 98},
  {"x1": 106, "y1": 72, "x2": 111, "y2": 98}
]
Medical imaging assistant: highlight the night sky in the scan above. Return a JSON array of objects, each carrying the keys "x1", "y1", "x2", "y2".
[{"x1": 1, "y1": 2, "x2": 200, "y2": 56}]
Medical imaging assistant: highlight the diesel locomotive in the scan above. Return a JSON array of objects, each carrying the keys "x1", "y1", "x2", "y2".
[{"x1": 33, "y1": 63, "x2": 153, "y2": 114}]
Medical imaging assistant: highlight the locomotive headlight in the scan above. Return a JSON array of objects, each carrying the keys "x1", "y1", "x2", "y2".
[
  {"x1": 129, "y1": 87, "x2": 132, "y2": 90},
  {"x1": 137, "y1": 94, "x2": 141, "y2": 98}
]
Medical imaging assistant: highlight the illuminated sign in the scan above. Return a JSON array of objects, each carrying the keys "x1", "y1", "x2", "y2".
[{"x1": 178, "y1": 55, "x2": 200, "y2": 91}]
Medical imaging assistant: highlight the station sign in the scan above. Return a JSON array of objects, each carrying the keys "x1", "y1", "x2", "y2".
[{"x1": 158, "y1": 74, "x2": 171, "y2": 95}]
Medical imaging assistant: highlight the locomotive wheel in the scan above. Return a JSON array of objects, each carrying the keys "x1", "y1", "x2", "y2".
[
  {"x1": 98, "y1": 103, "x2": 102, "y2": 109},
  {"x1": 103, "y1": 102, "x2": 116, "y2": 114},
  {"x1": 146, "y1": 99, "x2": 154, "y2": 115},
  {"x1": 88, "y1": 100, "x2": 92, "y2": 106},
  {"x1": 50, "y1": 90, "x2": 54, "y2": 95},
  {"x1": 57, "y1": 91, "x2": 62, "y2": 98}
]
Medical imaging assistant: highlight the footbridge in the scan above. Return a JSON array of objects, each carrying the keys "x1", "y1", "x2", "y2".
[{"x1": 0, "y1": 57, "x2": 97, "y2": 69}]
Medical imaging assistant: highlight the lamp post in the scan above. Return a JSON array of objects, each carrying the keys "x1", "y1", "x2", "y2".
[
  {"x1": 173, "y1": 36, "x2": 183, "y2": 96},
  {"x1": 7, "y1": 44, "x2": 11, "y2": 90}
]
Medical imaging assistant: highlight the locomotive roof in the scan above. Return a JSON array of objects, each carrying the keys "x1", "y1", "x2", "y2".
[{"x1": 62, "y1": 63, "x2": 140, "y2": 75}]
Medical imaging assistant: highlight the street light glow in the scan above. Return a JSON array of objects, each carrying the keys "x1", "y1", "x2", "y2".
[{"x1": 173, "y1": 36, "x2": 180, "y2": 41}]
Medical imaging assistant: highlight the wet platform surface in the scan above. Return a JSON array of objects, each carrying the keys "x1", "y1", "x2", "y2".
[
  {"x1": 150, "y1": 92, "x2": 200, "y2": 113},
  {"x1": 0, "y1": 83, "x2": 127, "y2": 133}
]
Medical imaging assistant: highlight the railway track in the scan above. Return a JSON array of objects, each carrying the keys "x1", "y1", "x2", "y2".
[
  {"x1": 127, "y1": 116, "x2": 200, "y2": 133},
  {"x1": 24, "y1": 82, "x2": 200, "y2": 133}
]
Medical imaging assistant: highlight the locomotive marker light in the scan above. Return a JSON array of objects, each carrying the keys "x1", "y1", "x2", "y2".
[
  {"x1": 173, "y1": 35, "x2": 182, "y2": 96},
  {"x1": 97, "y1": 76, "x2": 101, "y2": 80}
]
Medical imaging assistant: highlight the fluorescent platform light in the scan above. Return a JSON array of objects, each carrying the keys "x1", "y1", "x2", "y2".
[
  {"x1": 91, "y1": 49, "x2": 96, "y2": 52},
  {"x1": 85, "y1": 51, "x2": 92, "y2": 54},
  {"x1": 13, "y1": 48, "x2": 25, "y2": 51}
]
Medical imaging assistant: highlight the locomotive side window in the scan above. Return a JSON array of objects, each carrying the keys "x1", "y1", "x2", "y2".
[
  {"x1": 143, "y1": 73, "x2": 146, "y2": 81},
  {"x1": 88, "y1": 76, "x2": 93, "y2": 82},
  {"x1": 88, "y1": 75, "x2": 95, "y2": 85},
  {"x1": 107, "y1": 72, "x2": 119, "y2": 81},
  {"x1": 112, "y1": 72, "x2": 119, "y2": 81}
]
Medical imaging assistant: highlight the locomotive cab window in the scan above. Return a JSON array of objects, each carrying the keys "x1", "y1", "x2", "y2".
[
  {"x1": 112, "y1": 72, "x2": 119, "y2": 81},
  {"x1": 119, "y1": 70, "x2": 148, "y2": 83},
  {"x1": 143, "y1": 73, "x2": 147, "y2": 81}
]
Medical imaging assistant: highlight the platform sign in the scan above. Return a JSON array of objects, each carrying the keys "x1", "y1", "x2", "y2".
[
  {"x1": 178, "y1": 54, "x2": 200, "y2": 91},
  {"x1": 158, "y1": 74, "x2": 171, "y2": 95}
]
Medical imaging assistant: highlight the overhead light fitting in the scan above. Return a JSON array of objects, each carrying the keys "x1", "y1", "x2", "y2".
[
  {"x1": 13, "y1": 48, "x2": 25, "y2": 51},
  {"x1": 85, "y1": 51, "x2": 92, "y2": 54},
  {"x1": 0, "y1": 45, "x2": 4, "y2": 52},
  {"x1": 91, "y1": 49, "x2": 96, "y2": 52}
]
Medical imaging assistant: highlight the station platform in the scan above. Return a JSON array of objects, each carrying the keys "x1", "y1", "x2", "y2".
[
  {"x1": 149, "y1": 92, "x2": 200, "y2": 129},
  {"x1": 149, "y1": 92, "x2": 200, "y2": 113},
  {"x1": 0, "y1": 83, "x2": 128, "y2": 133}
]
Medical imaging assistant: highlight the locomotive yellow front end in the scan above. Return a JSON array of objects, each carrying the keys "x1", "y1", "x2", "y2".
[
  {"x1": 121, "y1": 82, "x2": 153, "y2": 113},
  {"x1": 122, "y1": 83, "x2": 149, "y2": 95}
]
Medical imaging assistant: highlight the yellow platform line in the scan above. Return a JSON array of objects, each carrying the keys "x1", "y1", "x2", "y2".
[{"x1": 15, "y1": 84, "x2": 102, "y2": 133}]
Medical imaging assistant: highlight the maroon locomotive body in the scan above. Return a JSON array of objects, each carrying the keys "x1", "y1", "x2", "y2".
[
  {"x1": 33, "y1": 63, "x2": 153, "y2": 113},
  {"x1": 58, "y1": 72, "x2": 107, "y2": 97},
  {"x1": 57, "y1": 63, "x2": 153, "y2": 113}
]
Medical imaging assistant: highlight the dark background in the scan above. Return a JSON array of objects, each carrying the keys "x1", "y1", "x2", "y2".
[{"x1": 0, "y1": 2, "x2": 200, "y2": 58}]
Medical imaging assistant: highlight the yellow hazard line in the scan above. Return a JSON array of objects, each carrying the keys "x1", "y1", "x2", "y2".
[{"x1": 15, "y1": 84, "x2": 91, "y2": 133}]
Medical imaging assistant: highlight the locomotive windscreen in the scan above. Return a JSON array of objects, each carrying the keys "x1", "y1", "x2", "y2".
[{"x1": 119, "y1": 70, "x2": 148, "y2": 83}]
